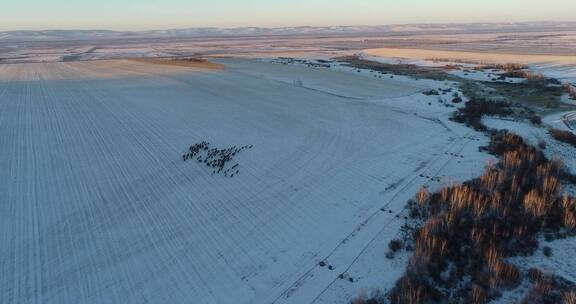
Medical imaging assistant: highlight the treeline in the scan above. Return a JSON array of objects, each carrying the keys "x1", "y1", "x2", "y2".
[{"x1": 425, "y1": 58, "x2": 527, "y2": 72}]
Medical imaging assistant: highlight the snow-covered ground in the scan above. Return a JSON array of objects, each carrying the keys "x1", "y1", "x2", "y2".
[{"x1": 0, "y1": 58, "x2": 491, "y2": 304}]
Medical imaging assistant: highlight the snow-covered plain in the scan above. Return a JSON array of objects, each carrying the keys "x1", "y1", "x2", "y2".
[{"x1": 0, "y1": 58, "x2": 489, "y2": 304}]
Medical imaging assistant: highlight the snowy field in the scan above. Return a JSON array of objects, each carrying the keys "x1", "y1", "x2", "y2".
[{"x1": 0, "y1": 58, "x2": 490, "y2": 304}]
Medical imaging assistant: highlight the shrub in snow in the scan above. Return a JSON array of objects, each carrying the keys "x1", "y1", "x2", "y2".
[
  {"x1": 452, "y1": 98, "x2": 512, "y2": 131},
  {"x1": 388, "y1": 239, "x2": 403, "y2": 253},
  {"x1": 550, "y1": 128, "x2": 576, "y2": 148},
  {"x1": 530, "y1": 115, "x2": 542, "y2": 125}
]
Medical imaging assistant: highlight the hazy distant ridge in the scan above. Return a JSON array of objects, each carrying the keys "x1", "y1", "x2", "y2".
[{"x1": 2, "y1": 22, "x2": 576, "y2": 41}]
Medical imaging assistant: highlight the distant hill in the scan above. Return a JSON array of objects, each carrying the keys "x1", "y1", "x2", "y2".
[{"x1": 1, "y1": 22, "x2": 576, "y2": 42}]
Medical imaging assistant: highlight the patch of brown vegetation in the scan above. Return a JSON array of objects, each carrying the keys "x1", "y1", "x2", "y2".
[
  {"x1": 385, "y1": 132, "x2": 576, "y2": 303},
  {"x1": 427, "y1": 58, "x2": 527, "y2": 70},
  {"x1": 500, "y1": 70, "x2": 546, "y2": 82},
  {"x1": 131, "y1": 57, "x2": 224, "y2": 71},
  {"x1": 336, "y1": 55, "x2": 453, "y2": 81}
]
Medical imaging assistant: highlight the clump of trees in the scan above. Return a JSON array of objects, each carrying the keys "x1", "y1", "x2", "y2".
[
  {"x1": 451, "y1": 98, "x2": 512, "y2": 131},
  {"x1": 495, "y1": 63, "x2": 527, "y2": 73},
  {"x1": 523, "y1": 71, "x2": 546, "y2": 83},
  {"x1": 500, "y1": 70, "x2": 546, "y2": 83},
  {"x1": 385, "y1": 132, "x2": 576, "y2": 304}
]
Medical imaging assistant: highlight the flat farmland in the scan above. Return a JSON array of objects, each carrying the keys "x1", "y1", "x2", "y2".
[{"x1": 0, "y1": 59, "x2": 484, "y2": 303}]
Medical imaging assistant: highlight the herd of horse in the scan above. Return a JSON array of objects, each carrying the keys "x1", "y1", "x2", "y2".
[{"x1": 183, "y1": 141, "x2": 253, "y2": 177}]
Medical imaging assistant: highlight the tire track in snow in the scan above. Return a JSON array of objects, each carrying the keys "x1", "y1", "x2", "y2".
[
  {"x1": 269, "y1": 130, "x2": 473, "y2": 304},
  {"x1": 309, "y1": 133, "x2": 475, "y2": 304}
]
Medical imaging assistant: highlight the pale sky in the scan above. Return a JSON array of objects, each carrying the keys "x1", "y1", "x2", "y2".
[{"x1": 2, "y1": 0, "x2": 575, "y2": 31}]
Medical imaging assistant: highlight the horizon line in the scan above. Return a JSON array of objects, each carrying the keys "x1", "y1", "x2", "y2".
[{"x1": 2, "y1": 20, "x2": 575, "y2": 33}]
